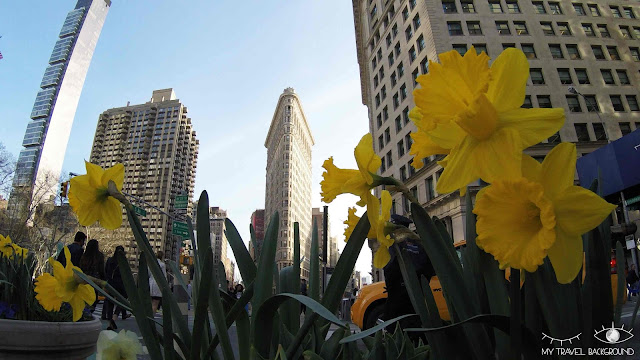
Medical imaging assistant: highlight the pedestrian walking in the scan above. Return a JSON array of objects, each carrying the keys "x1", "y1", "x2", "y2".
[
  {"x1": 57, "y1": 231, "x2": 86, "y2": 267},
  {"x1": 105, "y1": 246, "x2": 129, "y2": 330},
  {"x1": 186, "y1": 281, "x2": 192, "y2": 311},
  {"x1": 79, "y1": 239, "x2": 105, "y2": 312},
  {"x1": 150, "y1": 251, "x2": 167, "y2": 315},
  {"x1": 300, "y1": 279, "x2": 308, "y2": 314}
]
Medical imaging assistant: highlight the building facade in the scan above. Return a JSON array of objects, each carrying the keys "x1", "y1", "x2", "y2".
[
  {"x1": 329, "y1": 235, "x2": 339, "y2": 268},
  {"x1": 89, "y1": 89, "x2": 199, "y2": 266},
  {"x1": 249, "y1": 209, "x2": 265, "y2": 262},
  {"x1": 352, "y1": 0, "x2": 640, "y2": 281},
  {"x1": 311, "y1": 207, "x2": 330, "y2": 263},
  {"x1": 265, "y1": 88, "x2": 315, "y2": 278},
  {"x1": 209, "y1": 206, "x2": 232, "y2": 281},
  {"x1": 10, "y1": 0, "x2": 111, "y2": 216}
]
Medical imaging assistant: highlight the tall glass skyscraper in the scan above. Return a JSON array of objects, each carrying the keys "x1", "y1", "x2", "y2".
[{"x1": 10, "y1": 0, "x2": 111, "y2": 214}]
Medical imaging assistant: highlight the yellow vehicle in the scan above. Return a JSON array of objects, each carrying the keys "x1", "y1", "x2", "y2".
[{"x1": 351, "y1": 241, "x2": 626, "y2": 330}]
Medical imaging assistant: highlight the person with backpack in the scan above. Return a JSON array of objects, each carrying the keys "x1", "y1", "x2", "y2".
[{"x1": 104, "y1": 246, "x2": 129, "y2": 330}]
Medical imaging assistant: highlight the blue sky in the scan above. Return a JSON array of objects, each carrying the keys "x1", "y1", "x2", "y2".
[{"x1": 0, "y1": 1, "x2": 374, "y2": 280}]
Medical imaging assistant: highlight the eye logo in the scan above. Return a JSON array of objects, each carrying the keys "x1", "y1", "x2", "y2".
[
  {"x1": 542, "y1": 332, "x2": 581, "y2": 346},
  {"x1": 594, "y1": 323, "x2": 634, "y2": 344}
]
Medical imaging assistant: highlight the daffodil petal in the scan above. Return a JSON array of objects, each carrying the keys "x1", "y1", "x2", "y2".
[
  {"x1": 554, "y1": 186, "x2": 616, "y2": 235},
  {"x1": 102, "y1": 163, "x2": 125, "y2": 191},
  {"x1": 320, "y1": 157, "x2": 361, "y2": 203},
  {"x1": 499, "y1": 108, "x2": 565, "y2": 148},
  {"x1": 522, "y1": 155, "x2": 542, "y2": 183},
  {"x1": 354, "y1": 134, "x2": 381, "y2": 185},
  {"x1": 409, "y1": 131, "x2": 450, "y2": 169},
  {"x1": 474, "y1": 179, "x2": 556, "y2": 272},
  {"x1": 69, "y1": 294, "x2": 88, "y2": 322},
  {"x1": 427, "y1": 121, "x2": 466, "y2": 149},
  {"x1": 75, "y1": 201, "x2": 102, "y2": 227},
  {"x1": 99, "y1": 197, "x2": 123, "y2": 230},
  {"x1": 84, "y1": 161, "x2": 104, "y2": 188},
  {"x1": 373, "y1": 247, "x2": 391, "y2": 268},
  {"x1": 365, "y1": 192, "x2": 379, "y2": 237},
  {"x1": 547, "y1": 228, "x2": 583, "y2": 284},
  {"x1": 541, "y1": 143, "x2": 577, "y2": 200},
  {"x1": 34, "y1": 274, "x2": 63, "y2": 311},
  {"x1": 486, "y1": 48, "x2": 529, "y2": 113}
]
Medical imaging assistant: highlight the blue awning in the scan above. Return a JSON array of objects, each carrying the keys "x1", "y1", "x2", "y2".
[{"x1": 577, "y1": 129, "x2": 640, "y2": 196}]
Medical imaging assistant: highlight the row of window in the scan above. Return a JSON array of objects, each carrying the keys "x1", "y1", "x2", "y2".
[
  {"x1": 572, "y1": 121, "x2": 640, "y2": 142},
  {"x1": 522, "y1": 94, "x2": 640, "y2": 113},
  {"x1": 374, "y1": 54, "x2": 428, "y2": 109},
  {"x1": 442, "y1": 0, "x2": 637, "y2": 18},
  {"x1": 447, "y1": 20, "x2": 640, "y2": 39}
]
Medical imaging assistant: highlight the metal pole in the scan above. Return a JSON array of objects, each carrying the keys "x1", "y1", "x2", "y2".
[
  {"x1": 568, "y1": 86, "x2": 609, "y2": 142},
  {"x1": 322, "y1": 206, "x2": 328, "y2": 295}
]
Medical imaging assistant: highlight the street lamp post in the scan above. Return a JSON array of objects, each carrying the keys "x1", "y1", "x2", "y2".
[{"x1": 567, "y1": 86, "x2": 609, "y2": 142}]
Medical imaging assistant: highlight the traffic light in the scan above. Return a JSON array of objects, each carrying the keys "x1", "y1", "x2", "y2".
[{"x1": 60, "y1": 181, "x2": 69, "y2": 198}]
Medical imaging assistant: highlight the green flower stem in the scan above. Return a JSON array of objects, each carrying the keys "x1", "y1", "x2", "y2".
[
  {"x1": 107, "y1": 180, "x2": 132, "y2": 208},
  {"x1": 372, "y1": 175, "x2": 420, "y2": 205}
]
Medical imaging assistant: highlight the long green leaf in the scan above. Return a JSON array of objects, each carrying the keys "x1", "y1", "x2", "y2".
[
  {"x1": 191, "y1": 251, "x2": 214, "y2": 360},
  {"x1": 320, "y1": 328, "x2": 346, "y2": 360},
  {"x1": 410, "y1": 203, "x2": 493, "y2": 358},
  {"x1": 205, "y1": 284, "x2": 254, "y2": 355},
  {"x1": 137, "y1": 253, "x2": 153, "y2": 319},
  {"x1": 310, "y1": 219, "x2": 319, "y2": 301},
  {"x1": 235, "y1": 300, "x2": 251, "y2": 360},
  {"x1": 615, "y1": 241, "x2": 626, "y2": 325},
  {"x1": 279, "y1": 266, "x2": 298, "y2": 333},
  {"x1": 168, "y1": 260, "x2": 190, "y2": 297},
  {"x1": 209, "y1": 255, "x2": 236, "y2": 360},
  {"x1": 225, "y1": 218, "x2": 257, "y2": 283},
  {"x1": 73, "y1": 270, "x2": 132, "y2": 312},
  {"x1": 252, "y1": 212, "x2": 279, "y2": 346},
  {"x1": 286, "y1": 212, "x2": 370, "y2": 359},
  {"x1": 340, "y1": 314, "x2": 416, "y2": 343},
  {"x1": 116, "y1": 250, "x2": 164, "y2": 360},
  {"x1": 162, "y1": 284, "x2": 175, "y2": 360}
]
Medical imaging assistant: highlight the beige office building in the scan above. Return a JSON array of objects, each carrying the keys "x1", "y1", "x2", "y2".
[
  {"x1": 265, "y1": 88, "x2": 315, "y2": 278},
  {"x1": 353, "y1": 0, "x2": 640, "y2": 281},
  {"x1": 209, "y1": 206, "x2": 233, "y2": 283},
  {"x1": 89, "y1": 89, "x2": 199, "y2": 266}
]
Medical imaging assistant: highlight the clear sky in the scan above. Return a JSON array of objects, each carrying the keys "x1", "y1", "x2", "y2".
[{"x1": 0, "y1": 1, "x2": 374, "y2": 281}]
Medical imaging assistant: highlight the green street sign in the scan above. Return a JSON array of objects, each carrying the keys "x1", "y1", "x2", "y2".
[
  {"x1": 175, "y1": 195, "x2": 189, "y2": 209},
  {"x1": 133, "y1": 205, "x2": 147, "y2": 217},
  {"x1": 626, "y1": 195, "x2": 640, "y2": 206},
  {"x1": 172, "y1": 221, "x2": 190, "y2": 239}
]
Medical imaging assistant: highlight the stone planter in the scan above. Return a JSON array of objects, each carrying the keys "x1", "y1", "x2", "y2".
[{"x1": 0, "y1": 317, "x2": 102, "y2": 359}]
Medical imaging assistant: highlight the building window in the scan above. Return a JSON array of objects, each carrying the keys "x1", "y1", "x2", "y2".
[
  {"x1": 592, "y1": 45, "x2": 605, "y2": 60},
  {"x1": 392, "y1": 24, "x2": 398, "y2": 38},
  {"x1": 420, "y1": 57, "x2": 428, "y2": 74},
  {"x1": 489, "y1": 1, "x2": 503, "y2": 13},
  {"x1": 372, "y1": 57, "x2": 377, "y2": 69},
  {"x1": 541, "y1": 22, "x2": 554, "y2": 36},
  {"x1": 601, "y1": 69, "x2": 615, "y2": 85},
  {"x1": 395, "y1": 116, "x2": 403, "y2": 133},
  {"x1": 610, "y1": 95, "x2": 625, "y2": 111},
  {"x1": 467, "y1": 21, "x2": 482, "y2": 35},
  {"x1": 617, "y1": 70, "x2": 630, "y2": 85},
  {"x1": 575, "y1": 68, "x2": 589, "y2": 84},
  {"x1": 566, "y1": 95, "x2": 582, "y2": 112},
  {"x1": 381, "y1": 85, "x2": 387, "y2": 99},
  {"x1": 397, "y1": 139, "x2": 405, "y2": 157},
  {"x1": 577, "y1": 95, "x2": 597, "y2": 113},
  {"x1": 381, "y1": 157, "x2": 386, "y2": 172},
  {"x1": 530, "y1": 69, "x2": 545, "y2": 84},
  {"x1": 474, "y1": 43, "x2": 488, "y2": 55},
  {"x1": 403, "y1": 107, "x2": 410, "y2": 124},
  {"x1": 442, "y1": 1, "x2": 457, "y2": 13},
  {"x1": 597, "y1": 24, "x2": 610, "y2": 38},
  {"x1": 558, "y1": 68, "x2": 573, "y2": 84},
  {"x1": 383, "y1": 106, "x2": 389, "y2": 120},
  {"x1": 413, "y1": 14, "x2": 421, "y2": 29},
  {"x1": 400, "y1": 83, "x2": 408, "y2": 100},
  {"x1": 537, "y1": 95, "x2": 552, "y2": 108},
  {"x1": 405, "y1": 26, "x2": 413, "y2": 41},
  {"x1": 514, "y1": 21, "x2": 528, "y2": 35},
  {"x1": 395, "y1": 42, "x2": 401, "y2": 56},
  {"x1": 386, "y1": 151, "x2": 393, "y2": 166},
  {"x1": 503, "y1": 43, "x2": 516, "y2": 50},
  {"x1": 397, "y1": 61, "x2": 405, "y2": 76},
  {"x1": 610, "y1": 6, "x2": 622, "y2": 18},
  {"x1": 388, "y1": 52, "x2": 394, "y2": 66},
  {"x1": 620, "y1": 26, "x2": 632, "y2": 39},
  {"x1": 631, "y1": 48, "x2": 640, "y2": 61},
  {"x1": 582, "y1": 23, "x2": 595, "y2": 37},
  {"x1": 624, "y1": 7, "x2": 636, "y2": 19},
  {"x1": 378, "y1": 48, "x2": 383, "y2": 61},
  {"x1": 426, "y1": 176, "x2": 435, "y2": 201},
  {"x1": 588, "y1": 4, "x2": 600, "y2": 16},
  {"x1": 557, "y1": 22, "x2": 572, "y2": 36},
  {"x1": 379, "y1": 65, "x2": 385, "y2": 78},
  {"x1": 377, "y1": 113, "x2": 383, "y2": 128},
  {"x1": 620, "y1": 122, "x2": 632, "y2": 135},
  {"x1": 522, "y1": 43, "x2": 536, "y2": 59},
  {"x1": 627, "y1": 96, "x2": 640, "y2": 111},
  {"x1": 522, "y1": 95, "x2": 533, "y2": 108},
  {"x1": 417, "y1": 35, "x2": 426, "y2": 52},
  {"x1": 402, "y1": 7, "x2": 409, "y2": 21},
  {"x1": 393, "y1": 93, "x2": 400, "y2": 108},
  {"x1": 548, "y1": 131, "x2": 561, "y2": 143},
  {"x1": 533, "y1": 1, "x2": 546, "y2": 14},
  {"x1": 375, "y1": 94, "x2": 380, "y2": 107},
  {"x1": 448, "y1": 22, "x2": 463, "y2": 36},
  {"x1": 462, "y1": 1, "x2": 476, "y2": 13},
  {"x1": 549, "y1": 2, "x2": 562, "y2": 14},
  {"x1": 496, "y1": 21, "x2": 510, "y2": 35},
  {"x1": 507, "y1": 1, "x2": 520, "y2": 13},
  {"x1": 566, "y1": 44, "x2": 581, "y2": 59},
  {"x1": 593, "y1": 123, "x2": 606, "y2": 140},
  {"x1": 378, "y1": 135, "x2": 385, "y2": 150},
  {"x1": 607, "y1": 46, "x2": 620, "y2": 60},
  {"x1": 410, "y1": 0, "x2": 417, "y2": 10},
  {"x1": 409, "y1": 46, "x2": 417, "y2": 63},
  {"x1": 373, "y1": 75, "x2": 379, "y2": 88},
  {"x1": 400, "y1": 165, "x2": 407, "y2": 181},
  {"x1": 386, "y1": 34, "x2": 392, "y2": 47},
  {"x1": 391, "y1": 71, "x2": 397, "y2": 87},
  {"x1": 549, "y1": 44, "x2": 564, "y2": 59},
  {"x1": 370, "y1": 4, "x2": 378, "y2": 20},
  {"x1": 405, "y1": 133, "x2": 413, "y2": 153},
  {"x1": 573, "y1": 3, "x2": 585, "y2": 16},
  {"x1": 412, "y1": 68, "x2": 419, "y2": 86},
  {"x1": 385, "y1": 127, "x2": 391, "y2": 142},
  {"x1": 634, "y1": 27, "x2": 640, "y2": 39},
  {"x1": 575, "y1": 123, "x2": 590, "y2": 141},
  {"x1": 453, "y1": 44, "x2": 468, "y2": 56}
]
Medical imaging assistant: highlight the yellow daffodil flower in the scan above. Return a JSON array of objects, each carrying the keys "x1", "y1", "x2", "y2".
[
  {"x1": 367, "y1": 191, "x2": 394, "y2": 268},
  {"x1": 321, "y1": 134, "x2": 381, "y2": 206},
  {"x1": 69, "y1": 161, "x2": 125, "y2": 230},
  {"x1": 0, "y1": 234, "x2": 14, "y2": 258},
  {"x1": 410, "y1": 47, "x2": 565, "y2": 193},
  {"x1": 343, "y1": 206, "x2": 375, "y2": 242},
  {"x1": 96, "y1": 330, "x2": 143, "y2": 360},
  {"x1": 473, "y1": 143, "x2": 615, "y2": 283},
  {"x1": 10, "y1": 243, "x2": 28, "y2": 259},
  {"x1": 34, "y1": 247, "x2": 96, "y2": 321}
]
